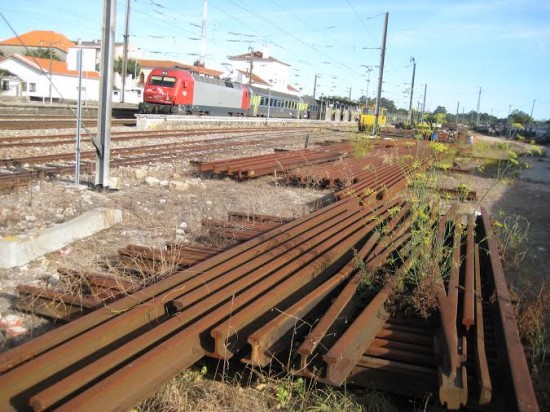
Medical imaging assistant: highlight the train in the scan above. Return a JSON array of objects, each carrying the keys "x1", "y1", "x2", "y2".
[{"x1": 139, "y1": 67, "x2": 321, "y2": 119}]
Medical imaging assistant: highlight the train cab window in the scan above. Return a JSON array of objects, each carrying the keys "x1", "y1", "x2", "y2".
[{"x1": 150, "y1": 75, "x2": 176, "y2": 88}]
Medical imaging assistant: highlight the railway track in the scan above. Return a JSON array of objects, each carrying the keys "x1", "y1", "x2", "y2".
[
  {"x1": 0, "y1": 128, "x2": 341, "y2": 191},
  {"x1": 0, "y1": 117, "x2": 136, "y2": 130}
]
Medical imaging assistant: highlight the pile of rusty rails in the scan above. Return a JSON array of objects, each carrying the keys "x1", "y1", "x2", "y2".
[
  {"x1": 13, "y1": 243, "x2": 226, "y2": 322},
  {"x1": 195, "y1": 142, "x2": 353, "y2": 179},
  {"x1": 12, "y1": 214, "x2": 293, "y2": 322},
  {"x1": 287, "y1": 142, "x2": 423, "y2": 189},
  {"x1": 0, "y1": 193, "x2": 539, "y2": 411}
]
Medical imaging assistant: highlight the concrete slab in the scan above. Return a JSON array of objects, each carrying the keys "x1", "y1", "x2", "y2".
[{"x1": 0, "y1": 208, "x2": 122, "y2": 269}]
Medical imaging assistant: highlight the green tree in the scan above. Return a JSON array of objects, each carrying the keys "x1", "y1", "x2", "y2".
[
  {"x1": 509, "y1": 110, "x2": 532, "y2": 127},
  {"x1": 25, "y1": 47, "x2": 62, "y2": 61},
  {"x1": 433, "y1": 105, "x2": 447, "y2": 115},
  {"x1": 113, "y1": 57, "x2": 141, "y2": 79}
]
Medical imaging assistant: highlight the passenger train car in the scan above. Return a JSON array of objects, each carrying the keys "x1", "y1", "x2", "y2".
[{"x1": 139, "y1": 67, "x2": 318, "y2": 119}]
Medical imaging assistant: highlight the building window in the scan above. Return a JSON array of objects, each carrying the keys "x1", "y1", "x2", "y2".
[
  {"x1": 21, "y1": 82, "x2": 27, "y2": 92},
  {"x1": 29, "y1": 83, "x2": 36, "y2": 92},
  {"x1": 1, "y1": 80, "x2": 8, "y2": 91}
]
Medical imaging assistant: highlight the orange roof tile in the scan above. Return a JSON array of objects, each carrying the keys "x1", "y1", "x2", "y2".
[
  {"x1": 139, "y1": 59, "x2": 223, "y2": 78},
  {"x1": 1, "y1": 30, "x2": 76, "y2": 53},
  {"x1": 11, "y1": 54, "x2": 100, "y2": 79}
]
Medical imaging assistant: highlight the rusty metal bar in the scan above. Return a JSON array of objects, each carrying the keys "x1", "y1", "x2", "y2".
[
  {"x1": 208, "y1": 201, "x2": 400, "y2": 359},
  {"x1": 479, "y1": 208, "x2": 539, "y2": 412},
  {"x1": 474, "y1": 243, "x2": 492, "y2": 405},
  {"x1": 15, "y1": 285, "x2": 100, "y2": 321},
  {"x1": 322, "y1": 254, "x2": 415, "y2": 386},
  {"x1": 243, "y1": 232, "x2": 381, "y2": 367},
  {"x1": 463, "y1": 215, "x2": 475, "y2": 329}
]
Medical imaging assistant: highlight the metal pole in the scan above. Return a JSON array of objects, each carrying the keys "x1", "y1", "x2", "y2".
[
  {"x1": 95, "y1": 0, "x2": 116, "y2": 189},
  {"x1": 530, "y1": 98, "x2": 536, "y2": 120},
  {"x1": 199, "y1": 0, "x2": 207, "y2": 66},
  {"x1": 266, "y1": 87, "x2": 271, "y2": 122},
  {"x1": 121, "y1": 0, "x2": 131, "y2": 103},
  {"x1": 456, "y1": 101, "x2": 459, "y2": 125},
  {"x1": 48, "y1": 48, "x2": 53, "y2": 104},
  {"x1": 476, "y1": 86, "x2": 482, "y2": 126},
  {"x1": 374, "y1": 12, "x2": 389, "y2": 135},
  {"x1": 348, "y1": 86, "x2": 351, "y2": 100},
  {"x1": 408, "y1": 57, "x2": 416, "y2": 124},
  {"x1": 313, "y1": 74, "x2": 319, "y2": 99},
  {"x1": 420, "y1": 83, "x2": 427, "y2": 123},
  {"x1": 248, "y1": 47, "x2": 253, "y2": 87},
  {"x1": 76, "y1": 48, "x2": 83, "y2": 185},
  {"x1": 365, "y1": 68, "x2": 372, "y2": 104}
]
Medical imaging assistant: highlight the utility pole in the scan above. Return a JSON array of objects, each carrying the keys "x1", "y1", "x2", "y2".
[
  {"x1": 420, "y1": 83, "x2": 427, "y2": 123},
  {"x1": 408, "y1": 57, "x2": 416, "y2": 125},
  {"x1": 313, "y1": 74, "x2": 320, "y2": 99},
  {"x1": 361, "y1": 65, "x2": 374, "y2": 105},
  {"x1": 530, "y1": 98, "x2": 536, "y2": 120},
  {"x1": 374, "y1": 12, "x2": 389, "y2": 135},
  {"x1": 348, "y1": 86, "x2": 351, "y2": 100},
  {"x1": 121, "y1": 0, "x2": 131, "y2": 103},
  {"x1": 199, "y1": 0, "x2": 207, "y2": 67},
  {"x1": 456, "y1": 101, "x2": 459, "y2": 125},
  {"x1": 476, "y1": 86, "x2": 482, "y2": 126},
  {"x1": 247, "y1": 47, "x2": 254, "y2": 87},
  {"x1": 95, "y1": 0, "x2": 116, "y2": 189}
]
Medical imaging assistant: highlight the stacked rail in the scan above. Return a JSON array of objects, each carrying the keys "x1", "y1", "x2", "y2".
[
  {"x1": 287, "y1": 142, "x2": 417, "y2": 189},
  {"x1": 196, "y1": 143, "x2": 352, "y2": 179},
  {"x1": 0, "y1": 200, "x2": 538, "y2": 411}
]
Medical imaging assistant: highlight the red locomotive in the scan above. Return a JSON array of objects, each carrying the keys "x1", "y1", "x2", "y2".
[{"x1": 139, "y1": 68, "x2": 251, "y2": 116}]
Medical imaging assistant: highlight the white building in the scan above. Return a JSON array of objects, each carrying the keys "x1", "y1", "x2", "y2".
[
  {"x1": 0, "y1": 54, "x2": 100, "y2": 102},
  {"x1": 226, "y1": 50, "x2": 299, "y2": 95}
]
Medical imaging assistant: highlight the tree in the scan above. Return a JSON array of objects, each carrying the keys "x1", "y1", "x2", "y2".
[
  {"x1": 25, "y1": 48, "x2": 62, "y2": 61},
  {"x1": 193, "y1": 59, "x2": 205, "y2": 67},
  {"x1": 509, "y1": 110, "x2": 532, "y2": 127},
  {"x1": 113, "y1": 57, "x2": 141, "y2": 79},
  {"x1": 433, "y1": 106, "x2": 447, "y2": 115}
]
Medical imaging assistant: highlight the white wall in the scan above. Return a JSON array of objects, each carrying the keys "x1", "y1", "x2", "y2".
[{"x1": 0, "y1": 57, "x2": 100, "y2": 101}]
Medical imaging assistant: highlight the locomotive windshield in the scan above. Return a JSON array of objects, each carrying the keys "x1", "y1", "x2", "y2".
[{"x1": 149, "y1": 75, "x2": 177, "y2": 88}]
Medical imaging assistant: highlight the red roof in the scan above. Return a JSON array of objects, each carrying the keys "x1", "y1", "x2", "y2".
[
  {"x1": 9, "y1": 54, "x2": 100, "y2": 79},
  {"x1": 139, "y1": 59, "x2": 223, "y2": 78},
  {"x1": 0, "y1": 30, "x2": 75, "y2": 53}
]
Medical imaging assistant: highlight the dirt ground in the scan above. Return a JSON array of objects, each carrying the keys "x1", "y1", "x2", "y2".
[{"x1": 0, "y1": 129, "x2": 548, "y2": 408}]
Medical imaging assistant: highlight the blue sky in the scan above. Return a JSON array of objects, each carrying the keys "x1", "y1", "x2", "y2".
[{"x1": 1, "y1": 0, "x2": 549, "y2": 119}]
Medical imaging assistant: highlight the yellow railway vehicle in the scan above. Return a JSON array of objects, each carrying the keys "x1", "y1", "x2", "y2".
[{"x1": 358, "y1": 106, "x2": 387, "y2": 131}]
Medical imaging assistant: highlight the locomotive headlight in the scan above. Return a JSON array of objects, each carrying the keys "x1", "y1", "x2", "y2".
[{"x1": 182, "y1": 91, "x2": 188, "y2": 96}]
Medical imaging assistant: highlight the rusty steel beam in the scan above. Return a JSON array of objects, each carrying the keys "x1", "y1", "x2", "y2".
[
  {"x1": 463, "y1": 215, "x2": 475, "y2": 329},
  {"x1": 479, "y1": 208, "x2": 539, "y2": 412},
  {"x1": 348, "y1": 355, "x2": 437, "y2": 398},
  {"x1": 15, "y1": 285, "x2": 100, "y2": 321},
  {"x1": 0, "y1": 199, "x2": 358, "y2": 409},
  {"x1": 243, "y1": 232, "x2": 381, "y2": 367},
  {"x1": 474, "y1": 243, "x2": 492, "y2": 405},
  {"x1": 207, "y1": 200, "x2": 400, "y2": 360}
]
